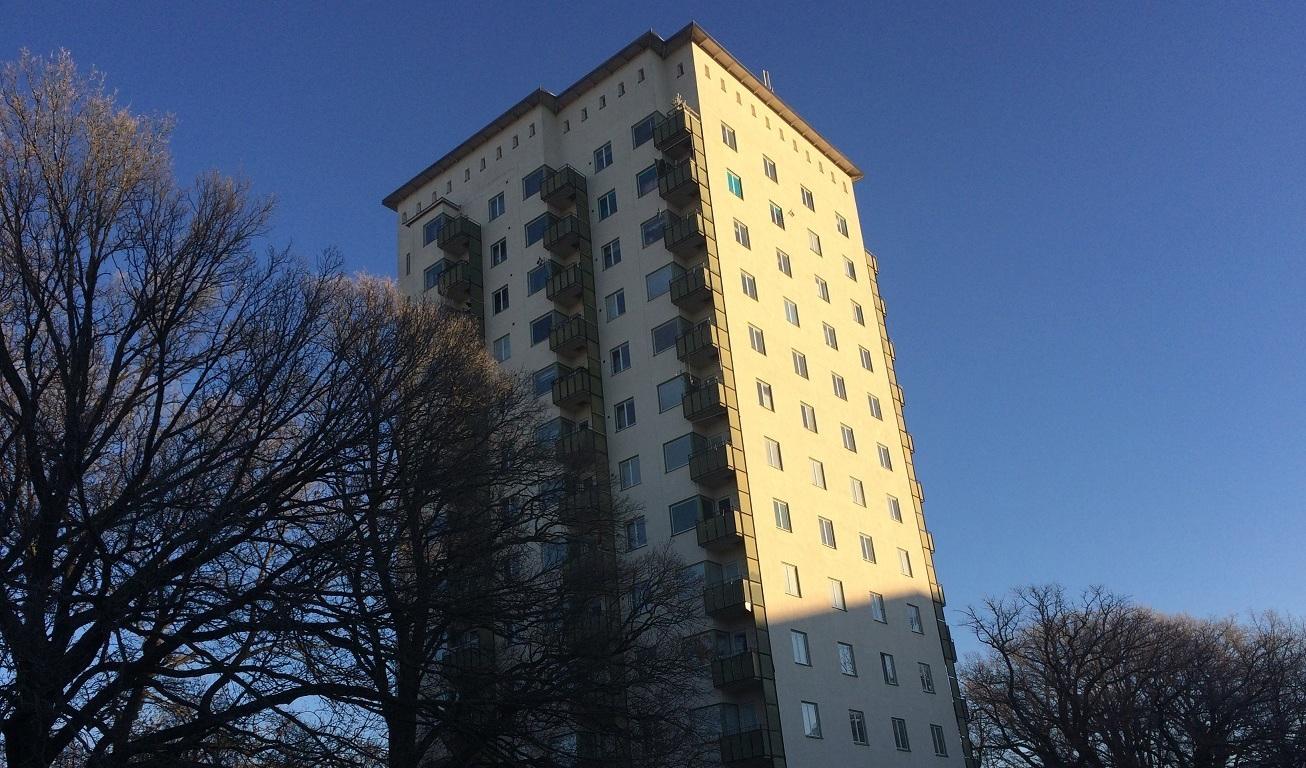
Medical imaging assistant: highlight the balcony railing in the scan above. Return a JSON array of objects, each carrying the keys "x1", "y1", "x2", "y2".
[
  {"x1": 719, "y1": 727, "x2": 776, "y2": 767},
  {"x1": 696, "y1": 508, "x2": 743, "y2": 551},
  {"x1": 670, "y1": 263, "x2": 714, "y2": 308},
  {"x1": 548, "y1": 314, "x2": 595, "y2": 358},
  {"x1": 546, "y1": 263, "x2": 585, "y2": 306},
  {"x1": 675, "y1": 321, "x2": 720, "y2": 365},
  {"x1": 711, "y1": 650, "x2": 768, "y2": 690},
  {"x1": 551, "y1": 366, "x2": 593, "y2": 409},
  {"x1": 540, "y1": 164, "x2": 587, "y2": 208},
  {"x1": 560, "y1": 484, "x2": 611, "y2": 525},
  {"x1": 664, "y1": 209, "x2": 709, "y2": 256},
  {"x1": 657, "y1": 156, "x2": 707, "y2": 207},
  {"x1": 555, "y1": 427, "x2": 605, "y2": 465},
  {"x1": 703, "y1": 578, "x2": 759, "y2": 619},
  {"x1": 543, "y1": 214, "x2": 591, "y2": 254},
  {"x1": 689, "y1": 442, "x2": 743, "y2": 486},
  {"x1": 653, "y1": 104, "x2": 701, "y2": 159},
  {"x1": 435, "y1": 215, "x2": 481, "y2": 256},
  {"x1": 683, "y1": 378, "x2": 727, "y2": 423},
  {"x1": 435, "y1": 258, "x2": 471, "y2": 300}
]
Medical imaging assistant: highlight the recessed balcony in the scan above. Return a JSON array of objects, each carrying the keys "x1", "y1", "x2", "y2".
[
  {"x1": 657, "y1": 156, "x2": 707, "y2": 207},
  {"x1": 675, "y1": 321, "x2": 720, "y2": 366},
  {"x1": 704, "y1": 579, "x2": 760, "y2": 619},
  {"x1": 682, "y1": 378, "x2": 727, "y2": 423},
  {"x1": 555, "y1": 427, "x2": 605, "y2": 466},
  {"x1": 435, "y1": 215, "x2": 481, "y2": 256},
  {"x1": 689, "y1": 442, "x2": 743, "y2": 487},
  {"x1": 653, "y1": 104, "x2": 701, "y2": 159},
  {"x1": 543, "y1": 214, "x2": 591, "y2": 255},
  {"x1": 696, "y1": 508, "x2": 743, "y2": 551},
  {"x1": 540, "y1": 164, "x2": 587, "y2": 209},
  {"x1": 711, "y1": 650, "x2": 768, "y2": 690},
  {"x1": 548, "y1": 314, "x2": 595, "y2": 358},
  {"x1": 664, "y1": 209, "x2": 709, "y2": 256},
  {"x1": 546, "y1": 263, "x2": 586, "y2": 306},
  {"x1": 551, "y1": 366, "x2": 594, "y2": 409},
  {"x1": 719, "y1": 727, "x2": 777, "y2": 767},
  {"x1": 435, "y1": 258, "x2": 471, "y2": 301},
  {"x1": 670, "y1": 263, "x2": 714, "y2": 309}
]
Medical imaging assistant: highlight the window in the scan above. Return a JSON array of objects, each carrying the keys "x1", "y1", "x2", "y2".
[
  {"x1": 492, "y1": 286, "x2": 509, "y2": 314},
  {"x1": 598, "y1": 189, "x2": 618, "y2": 220},
  {"x1": 835, "y1": 212, "x2": 849, "y2": 236},
  {"x1": 850, "y1": 477, "x2": 866, "y2": 506},
  {"x1": 829, "y1": 578, "x2": 846, "y2": 610},
  {"x1": 610, "y1": 342, "x2": 631, "y2": 374},
  {"x1": 844, "y1": 257, "x2": 857, "y2": 280},
  {"x1": 405, "y1": 252, "x2": 410, "y2": 276},
  {"x1": 849, "y1": 710, "x2": 868, "y2": 746},
  {"x1": 919, "y1": 662, "x2": 936, "y2": 694},
  {"x1": 930, "y1": 724, "x2": 948, "y2": 756},
  {"x1": 619, "y1": 456, "x2": 642, "y2": 489},
  {"x1": 881, "y1": 653, "x2": 899, "y2": 685},
  {"x1": 525, "y1": 213, "x2": 551, "y2": 246},
  {"x1": 832, "y1": 373, "x2": 847, "y2": 400},
  {"x1": 801, "y1": 702, "x2": 822, "y2": 739},
  {"x1": 733, "y1": 219, "x2": 751, "y2": 248},
  {"x1": 791, "y1": 630, "x2": 811, "y2": 665},
  {"x1": 756, "y1": 380, "x2": 774, "y2": 410},
  {"x1": 637, "y1": 68, "x2": 645, "y2": 82},
  {"x1": 527, "y1": 262, "x2": 553, "y2": 295},
  {"x1": 888, "y1": 495, "x2": 903, "y2": 522},
  {"x1": 773, "y1": 499, "x2": 791, "y2": 531},
  {"x1": 870, "y1": 592, "x2": 887, "y2": 622},
  {"x1": 877, "y1": 444, "x2": 894, "y2": 470},
  {"x1": 808, "y1": 229, "x2": 823, "y2": 255},
  {"x1": 748, "y1": 324, "x2": 766, "y2": 354},
  {"x1": 532, "y1": 364, "x2": 561, "y2": 396},
  {"x1": 782, "y1": 562, "x2": 800, "y2": 596},
  {"x1": 815, "y1": 276, "x2": 830, "y2": 302},
  {"x1": 562, "y1": 119, "x2": 570, "y2": 132},
  {"x1": 602, "y1": 238, "x2": 622, "y2": 269},
  {"x1": 869, "y1": 394, "x2": 883, "y2": 419},
  {"x1": 594, "y1": 142, "x2": 613, "y2": 171},
  {"x1": 776, "y1": 249, "x2": 792, "y2": 276},
  {"x1": 809, "y1": 458, "x2": 826, "y2": 489},
  {"x1": 892, "y1": 718, "x2": 911, "y2": 752},
  {"x1": 769, "y1": 202, "x2": 785, "y2": 229},
  {"x1": 492, "y1": 334, "x2": 511, "y2": 362},
  {"x1": 791, "y1": 350, "x2": 808, "y2": 378},
  {"x1": 599, "y1": 95, "x2": 607, "y2": 108},
  {"x1": 860, "y1": 346, "x2": 874, "y2": 371},
  {"x1": 859, "y1": 534, "x2": 876, "y2": 563},
  {"x1": 605, "y1": 289, "x2": 626, "y2": 319},
  {"x1": 841, "y1": 424, "x2": 857, "y2": 452},
  {"x1": 488, "y1": 192, "x2": 505, "y2": 220},
  {"x1": 800, "y1": 402, "x2": 818, "y2": 432},
  {"x1": 907, "y1": 604, "x2": 924, "y2": 634},
  {"x1": 489, "y1": 238, "x2": 508, "y2": 266},
  {"x1": 721, "y1": 122, "x2": 737, "y2": 149},
  {"x1": 741, "y1": 271, "x2": 758, "y2": 299},
  {"x1": 898, "y1": 548, "x2": 914, "y2": 577},
  {"x1": 645, "y1": 264, "x2": 679, "y2": 300},
  {"x1": 765, "y1": 437, "x2": 783, "y2": 469},
  {"x1": 763, "y1": 155, "x2": 778, "y2": 182},
  {"x1": 801, "y1": 186, "x2": 815, "y2": 210},
  {"x1": 784, "y1": 298, "x2": 800, "y2": 326},
  {"x1": 423, "y1": 262, "x2": 443, "y2": 291},
  {"x1": 852, "y1": 301, "x2": 865, "y2": 325},
  {"x1": 422, "y1": 217, "x2": 444, "y2": 246},
  {"x1": 626, "y1": 516, "x2": 647, "y2": 550},
  {"x1": 522, "y1": 166, "x2": 547, "y2": 199},
  {"x1": 614, "y1": 398, "x2": 636, "y2": 431},
  {"x1": 818, "y1": 517, "x2": 836, "y2": 548},
  {"x1": 532, "y1": 314, "x2": 560, "y2": 346},
  {"x1": 636, "y1": 164, "x2": 658, "y2": 197},
  {"x1": 640, "y1": 214, "x2": 664, "y2": 245},
  {"x1": 669, "y1": 495, "x2": 711, "y2": 534},
  {"x1": 726, "y1": 170, "x2": 744, "y2": 198},
  {"x1": 657, "y1": 375, "x2": 687, "y2": 412},
  {"x1": 661, "y1": 433, "x2": 698, "y2": 472},
  {"x1": 651, "y1": 318, "x2": 685, "y2": 354},
  {"x1": 837, "y1": 642, "x2": 857, "y2": 676},
  {"x1": 631, "y1": 113, "x2": 657, "y2": 147}
]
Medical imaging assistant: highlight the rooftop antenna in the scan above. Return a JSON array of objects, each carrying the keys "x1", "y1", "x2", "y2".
[{"x1": 762, "y1": 69, "x2": 774, "y2": 92}]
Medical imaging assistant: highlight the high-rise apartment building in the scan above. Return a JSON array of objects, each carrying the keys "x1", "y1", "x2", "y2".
[{"x1": 385, "y1": 23, "x2": 974, "y2": 768}]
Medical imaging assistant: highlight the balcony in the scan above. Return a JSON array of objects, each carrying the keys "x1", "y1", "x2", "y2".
[
  {"x1": 543, "y1": 214, "x2": 591, "y2": 255},
  {"x1": 689, "y1": 442, "x2": 743, "y2": 487},
  {"x1": 446, "y1": 629, "x2": 494, "y2": 678},
  {"x1": 664, "y1": 209, "x2": 709, "y2": 256},
  {"x1": 696, "y1": 508, "x2": 743, "y2": 551},
  {"x1": 682, "y1": 379, "x2": 727, "y2": 423},
  {"x1": 704, "y1": 578, "x2": 759, "y2": 619},
  {"x1": 657, "y1": 156, "x2": 707, "y2": 207},
  {"x1": 670, "y1": 263, "x2": 714, "y2": 308},
  {"x1": 551, "y1": 366, "x2": 594, "y2": 409},
  {"x1": 540, "y1": 164, "x2": 587, "y2": 209},
  {"x1": 435, "y1": 215, "x2": 480, "y2": 256},
  {"x1": 435, "y1": 259, "x2": 471, "y2": 301},
  {"x1": 548, "y1": 314, "x2": 595, "y2": 358},
  {"x1": 555, "y1": 427, "x2": 605, "y2": 465},
  {"x1": 719, "y1": 727, "x2": 776, "y2": 767},
  {"x1": 675, "y1": 321, "x2": 720, "y2": 366},
  {"x1": 711, "y1": 650, "x2": 768, "y2": 691},
  {"x1": 546, "y1": 263, "x2": 585, "y2": 306},
  {"x1": 653, "y1": 104, "x2": 701, "y2": 159},
  {"x1": 560, "y1": 484, "x2": 611, "y2": 525}
]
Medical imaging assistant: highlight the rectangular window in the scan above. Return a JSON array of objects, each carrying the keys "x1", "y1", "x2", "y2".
[
  {"x1": 832, "y1": 373, "x2": 847, "y2": 400},
  {"x1": 490, "y1": 238, "x2": 508, "y2": 266},
  {"x1": 930, "y1": 724, "x2": 948, "y2": 756},
  {"x1": 815, "y1": 275, "x2": 830, "y2": 301},
  {"x1": 748, "y1": 324, "x2": 766, "y2": 354},
  {"x1": 726, "y1": 170, "x2": 744, "y2": 198},
  {"x1": 783, "y1": 562, "x2": 801, "y2": 596},
  {"x1": 791, "y1": 629, "x2": 810, "y2": 665},
  {"x1": 859, "y1": 534, "x2": 876, "y2": 563},
  {"x1": 870, "y1": 592, "x2": 887, "y2": 622},
  {"x1": 614, "y1": 398, "x2": 636, "y2": 431},
  {"x1": 829, "y1": 578, "x2": 846, "y2": 610},
  {"x1": 919, "y1": 662, "x2": 936, "y2": 694},
  {"x1": 657, "y1": 375, "x2": 687, "y2": 412},
  {"x1": 791, "y1": 350, "x2": 808, "y2": 378},
  {"x1": 741, "y1": 271, "x2": 758, "y2": 299},
  {"x1": 756, "y1": 380, "x2": 774, "y2": 410},
  {"x1": 605, "y1": 289, "x2": 626, "y2": 319},
  {"x1": 818, "y1": 517, "x2": 836, "y2": 548},
  {"x1": 594, "y1": 142, "x2": 613, "y2": 171},
  {"x1": 721, "y1": 122, "x2": 737, "y2": 150},
  {"x1": 529, "y1": 313, "x2": 555, "y2": 345},
  {"x1": 651, "y1": 317, "x2": 685, "y2": 354},
  {"x1": 844, "y1": 257, "x2": 857, "y2": 280},
  {"x1": 636, "y1": 164, "x2": 658, "y2": 197},
  {"x1": 907, "y1": 604, "x2": 924, "y2": 634},
  {"x1": 763, "y1": 155, "x2": 778, "y2": 182},
  {"x1": 527, "y1": 261, "x2": 554, "y2": 295},
  {"x1": 522, "y1": 166, "x2": 547, "y2": 199},
  {"x1": 669, "y1": 495, "x2": 710, "y2": 534},
  {"x1": 765, "y1": 438, "x2": 783, "y2": 469},
  {"x1": 492, "y1": 334, "x2": 511, "y2": 362},
  {"x1": 645, "y1": 263, "x2": 680, "y2": 300},
  {"x1": 610, "y1": 342, "x2": 631, "y2": 374},
  {"x1": 892, "y1": 718, "x2": 911, "y2": 751},
  {"x1": 773, "y1": 499, "x2": 791, "y2": 531},
  {"x1": 626, "y1": 516, "x2": 647, "y2": 550},
  {"x1": 641, "y1": 214, "x2": 664, "y2": 245},
  {"x1": 860, "y1": 346, "x2": 874, "y2": 371},
  {"x1": 423, "y1": 262, "x2": 443, "y2": 291},
  {"x1": 423, "y1": 216, "x2": 444, "y2": 246},
  {"x1": 888, "y1": 495, "x2": 903, "y2": 522},
  {"x1": 488, "y1": 192, "x2": 505, "y2": 220},
  {"x1": 784, "y1": 298, "x2": 800, "y2": 326},
  {"x1": 662, "y1": 433, "x2": 697, "y2": 472},
  {"x1": 631, "y1": 113, "x2": 657, "y2": 147},
  {"x1": 769, "y1": 202, "x2": 785, "y2": 229},
  {"x1": 852, "y1": 301, "x2": 865, "y2": 325},
  {"x1": 849, "y1": 476, "x2": 866, "y2": 507},
  {"x1": 602, "y1": 238, "x2": 622, "y2": 269},
  {"x1": 492, "y1": 286, "x2": 509, "y2": 314},
  {"x1": 801, "y1": 185, "x2": 815, "y2": 210},
  {"x1": 869, "y1": 394, "x2": 883, "y2": 419},
  {"x1": 776, "y1": 249, "x2": 792, "y2": 276},
  {"x1": 849, "y1": 710, "x2": 868, "y2": 746},
  {"x1": 619, "y1": 456, "x2": 642, "y2": 489},
  {"x1": 878, "y1": 444, "x2": 894, "y2": 470},
  {"x1": 808, "y1": 229, "x2": 822, "y2": 255},
  {"x1": 836, "y1": 212, "x2": 850, "y2": 236},
  {"x1": 598, "y1": 189, "x2": 618, "y2": 220},
  {"x1": 881, "y1": 653, "x2": 899, "y2": 685},
  {"x1": 800, "y1": 402, "x2": 817, "y2": 432},
  {"x1": 841, "y1": 424, "x2": 857, "y2": 452},
  {"x1": 532, "y1": 364, "x2": 561, "y2": 397},
  {"x1": 733, "y1": 219, "x2": 751, "y2": 249},
  {"x1": 837, "y1": 642, "x2": 857, "y2": 676},
  {"x1": 898, "y1": 548, "x2": 913, "y2": 577},
  {"x1": 809, "y1": 458, "x2": 826, "y2": 489},
  {"x1": 801, "y1": 702, "x2": 822, "y2": 739}
]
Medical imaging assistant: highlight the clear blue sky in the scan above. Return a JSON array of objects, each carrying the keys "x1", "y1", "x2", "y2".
[{"x1": 7, "y1": 1, "x2": 1304, "y2": 655}]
